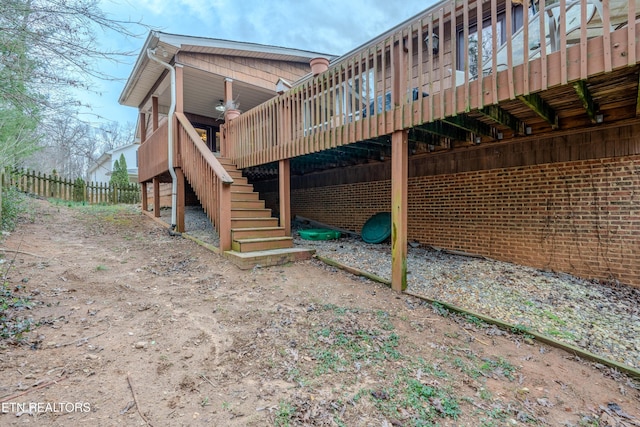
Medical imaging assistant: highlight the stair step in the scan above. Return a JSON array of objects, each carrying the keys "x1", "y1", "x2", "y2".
[
  {"x1": 232, "y1": 208, "x2": 272, "y2": 218},
  {"x1": 230, "y1": 176, "x2": 248, "y2": 184},
  {"x1": 231, "y1": 183, "x2": 254, "y2": 192},
  {"x1": 232, "y1": 236, "x2": 293, "y2": 252},
  {"x1": 231, "y1": 191, "x2": 259, "y2": 201},
  {"x1": 231, "y1": 217, "x2": 279, "y2": 229},
  {"x1": 226, "y1": 170, "x2": 243, "y2": 178},
  {"x1": 231, "y1": 199, "x2": 265, "y2": 209},
  {"x1": 216, "y1": 157, "x2": 235, "y2": 166},
  {"x1": 224, "y1": 247, "x2": 315, "y2": 270},
  {"x1": 231, "y1": 227, "x2": 286, "y2": 240}
]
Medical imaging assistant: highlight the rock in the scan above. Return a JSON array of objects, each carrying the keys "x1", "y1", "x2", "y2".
[{"x1": 134, "y1": 341, "x2": 148, "y2": 349}]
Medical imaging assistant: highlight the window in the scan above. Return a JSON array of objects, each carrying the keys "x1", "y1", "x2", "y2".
[
  {"x1": 303, "y1": 69, "x2": 375, "y2": 135},
  {"x1": 192, "y1": 123, "x2": 218, "y2": 152},
  {"x1": 457, "y1": 5, "x2": 528, "y2": 78}
]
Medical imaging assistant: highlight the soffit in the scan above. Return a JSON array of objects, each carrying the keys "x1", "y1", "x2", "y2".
[{"x1": 119, "y1": 31, "x2": 335, "y2": 110}]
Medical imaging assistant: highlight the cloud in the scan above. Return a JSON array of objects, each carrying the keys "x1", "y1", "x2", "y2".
[{"x1": 94, "y1": 0, "x2": 436, "y2": 124}]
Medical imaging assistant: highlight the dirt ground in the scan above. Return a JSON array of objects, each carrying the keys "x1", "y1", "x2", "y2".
[{"x1": 0, "y1": 198, "x2": 638, "y2": 427}]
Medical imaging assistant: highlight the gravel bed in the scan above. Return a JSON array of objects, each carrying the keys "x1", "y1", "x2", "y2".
[
  {"x1": 156, "y1": 207, "x2": 640, "y2": 370},
  {"x1": 295, "y1": 234, "x2": 640, "y2": 370}
]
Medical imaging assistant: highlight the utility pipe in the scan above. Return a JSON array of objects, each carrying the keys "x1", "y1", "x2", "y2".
[{"x1": 146, "y1": 48, "x2": 178, "y2": 228}]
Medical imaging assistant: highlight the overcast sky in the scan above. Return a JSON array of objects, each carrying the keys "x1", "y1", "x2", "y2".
[{"x1": 89, "y1": 0, "x2": 437, "y2": 130}]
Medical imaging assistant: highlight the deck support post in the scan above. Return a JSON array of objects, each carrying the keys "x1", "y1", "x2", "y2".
[
  {"x1": 175, "y1": 167, "x2": 185, "y2": 232},
  {"x1": 141, "y1": 182, "x2": 148, "y2": 212},
  {"x1": 139, "y1": 110, "x2": 148, "y2": 213},
  {"x1": 152, "y1": 96, "x2": 159, "y2": 132},
  {"x1": 152, "y1": 177, "x2": 160, "y2": 218},
  {"x1": 391, "y1": 129, "x2": 408, "y2": 292},
  {"x1": 139, "y1": 111, "x2": 147, "y2": 142},
  {"x1": 279, "y1": 159, "x2": 291, "y2": 236},
  {"x1": 173, "y1": 65, "x2": 185, "y2": 232},
  {"x1": 219, "y1": 182, "x2": 232, "y2": 251}
]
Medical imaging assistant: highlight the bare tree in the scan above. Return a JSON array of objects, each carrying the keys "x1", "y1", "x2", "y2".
[
  {"x1": 1, "y1": 0, "x2": 145, "y2": 112},
  {"x1": 96, "y1": 121, "x2": 136, "y2": 152},
  {"x1": 1, "y1": 0, "x2": 148, "y2": 170},
  {"x1": 23, "y1": 115, "x2": 95, "y2": 178}
]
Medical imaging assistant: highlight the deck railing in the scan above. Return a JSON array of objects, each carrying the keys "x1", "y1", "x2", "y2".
[
  {"x1": 176, "y1": 113, "x2": 235, "y2": 250},
  {"x1": 226, "y1": 0, "x2": 638, "y2": 169},
  {"x1": 138, "y1": 121, "x2": 169, "y2": 183}
]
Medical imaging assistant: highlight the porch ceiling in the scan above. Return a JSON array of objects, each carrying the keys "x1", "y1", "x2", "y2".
[
  {"x1": 148, "y1": 66, "x2": 277, "y2": 119},
  {"x1": 182, "y1": 67, "x2": 276, "y2": 119}
]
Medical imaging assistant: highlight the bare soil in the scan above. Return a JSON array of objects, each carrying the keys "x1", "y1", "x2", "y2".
[{"x1": 0, "y1": 199, "x2": 638, "y2": 426}]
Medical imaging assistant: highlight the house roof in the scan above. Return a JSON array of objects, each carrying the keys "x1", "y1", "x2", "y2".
[
  {"x1": 87, "y1": 143, "x2": 139, "y2": 176},
  {"x1": 110, "y1": 142, "x2": 139, "y2": 156},
  {"x1": 87, "y1": 152, "x2": 112, "y2": 176},
  {"x1": 119, "y1": 31, "x2": 335, "y2": 109}
]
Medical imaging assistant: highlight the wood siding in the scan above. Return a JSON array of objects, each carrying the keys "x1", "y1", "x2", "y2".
[{"x1": 179, "y1": 53, "x2": 312, "y2": 92}]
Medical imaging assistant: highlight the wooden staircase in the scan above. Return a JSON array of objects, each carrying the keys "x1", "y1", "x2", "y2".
[{"x1": 215, "y1": 157, "x2": 314, "y2": 269}]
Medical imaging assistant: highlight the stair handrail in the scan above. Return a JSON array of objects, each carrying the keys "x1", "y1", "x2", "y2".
[
  {"x1": 176, "y1": 112, "x2": 234, "y2": 251},
  {"x1": 176, "y1": 112, "x2": 234, "y2": 184}
]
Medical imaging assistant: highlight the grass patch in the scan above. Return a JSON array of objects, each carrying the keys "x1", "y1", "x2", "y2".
[
  {"x1": 541, "y1": 310, "x2": 567, "y2": 325},
  {"x1": 1, "y1": 187, "x2": 32, "y2": 231},
  {"x1": 274, "y1": 401, "x2": 295, "y2": 427},
  {"x1": 479, "y1": 357, "x2": 517, "y2": 381},
  {"x1": 545, "y1": 328, "x2": 578, "y2": 340},
  {"x1": 0, "y1": 282, "x2": 35, "y2": 341},
  {"x1": 370, "y1": 376, "x2": 461, "y2": 425}
]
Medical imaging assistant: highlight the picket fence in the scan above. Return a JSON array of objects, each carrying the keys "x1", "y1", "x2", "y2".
[{"x1": 1, "y1": 168, "x2": 140, "y2": 205}]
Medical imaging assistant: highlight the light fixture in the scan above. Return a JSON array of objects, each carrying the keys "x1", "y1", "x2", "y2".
[
  {"x1": 215, "y1": 99, "x2": 225, "y2": 112},
  {"x1": 424, "y1": 33, "x2": 439, "y2": 54},
  {"x1": 475, "y1": 136, "x2": 482, "y2": 145},
  {"x1": 595, "y1": 113, "x2": 604, "y2": 124},
  {"x1": 496, "y1": 132, "x2": 504, "y2": 140},
  {"x1": 525, "y1": 126, "x2": 532, "y2": 135}
]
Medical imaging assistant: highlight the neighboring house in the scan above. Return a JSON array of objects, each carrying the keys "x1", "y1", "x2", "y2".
[
  {"x1": 120, "y1": 1, "x2": 640, "y2": 290},
  {"x1": 87, "y1": 143, "x2": 139, "y2": 183}
]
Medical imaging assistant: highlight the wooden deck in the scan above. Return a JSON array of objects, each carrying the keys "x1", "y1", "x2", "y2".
[
  {"x1": 136, "y1": 0, "x2": 640, "y2": 282},
  {"x1": 221, "y1": 0, "x2": 639, "y2": 175}
]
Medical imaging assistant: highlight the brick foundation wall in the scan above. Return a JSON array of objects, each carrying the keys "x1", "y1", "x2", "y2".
[{"x1": 255, "y1": 122, "x2": 640, "y2": 288}]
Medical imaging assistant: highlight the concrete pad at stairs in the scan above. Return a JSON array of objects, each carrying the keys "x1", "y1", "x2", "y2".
[{"x1": 224, "y1": 247, "x2": 315, "y2": 270}]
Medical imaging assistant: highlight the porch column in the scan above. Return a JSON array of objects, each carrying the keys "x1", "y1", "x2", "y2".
[
  {"x1": 139, "y1": 111, "x2": 147, "y2": 142},
  {"x1": 224, "y1": 77, "x2": 233, "y2": 106},
  {"x1": 175, "y1": 168, "x2": 185, "y2": 232},
  {"x1": 141, "y1": 182, "x2": 148, "y2": 212},
  {"x1": 391, "y1": 130, "x2": 408, "y2": 291},
  {"x1": 279, "y1": 159, "x2": 291, "y2": 236},
  {"x1": 152, "y1": 96, "x2": 159, "y2": 132},
  {"x1": 174, "y1": 64, "x2": 185, "y2": 232},
  {"x1": 153, "y1": 177, "x2": 160, "y2": 217},
  {"x1": 139, "y1": 110, "x2": 148, "y2": 212}
]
